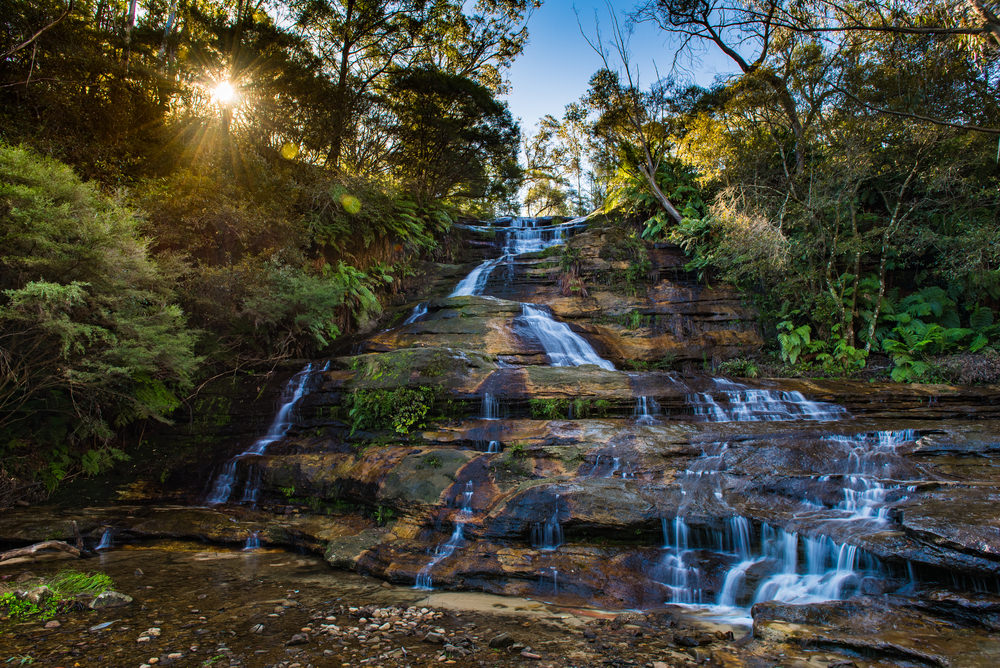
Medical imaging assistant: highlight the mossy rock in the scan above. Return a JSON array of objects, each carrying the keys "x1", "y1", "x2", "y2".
[
  {"x1": 379, "y1": 449, "x2": 477, "y2": 506},
  {"x1": 341, "y1": 347, "x2": 497, "y2": 390}
]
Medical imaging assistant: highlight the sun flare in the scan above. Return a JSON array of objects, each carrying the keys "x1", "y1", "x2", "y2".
[{"x1": 211, "y1": 80, "x2": 237, "y2": 106}]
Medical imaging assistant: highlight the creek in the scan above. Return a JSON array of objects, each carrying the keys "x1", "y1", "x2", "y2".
[{"x1": 3, "y1": 216, "x2": 1000, "y2": 666}]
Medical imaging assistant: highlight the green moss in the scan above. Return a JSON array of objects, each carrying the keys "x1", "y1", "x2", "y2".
[{"x1": 0, "y1": 570, "x2": 114, "y2": 622}]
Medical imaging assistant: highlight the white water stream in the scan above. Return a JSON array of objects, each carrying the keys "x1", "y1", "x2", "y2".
[{"x1": 206, "y1": 362, "x2": 324, "y2": 505}]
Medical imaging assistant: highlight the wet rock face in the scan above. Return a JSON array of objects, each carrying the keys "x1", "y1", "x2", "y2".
[
  {"x1": 7, "y1": 216, "x2": 1000, "y2": 667},
  {"x1": 367, "y1": 225, "x2": 763, "y2": 367}
]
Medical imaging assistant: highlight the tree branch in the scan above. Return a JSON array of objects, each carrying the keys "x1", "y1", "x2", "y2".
[
  {"x1": 2, "y1": 0, "x2": 74, "y2": 62},
  {"x1": 834, "y1": 85, "x2": 1000, "y2": 134}
]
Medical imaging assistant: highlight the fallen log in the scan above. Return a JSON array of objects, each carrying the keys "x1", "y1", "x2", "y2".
[{"x1": 0, "y1": 540, "x2": 81, "y2": 563}]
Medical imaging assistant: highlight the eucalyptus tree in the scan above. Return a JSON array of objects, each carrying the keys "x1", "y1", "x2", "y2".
[{"x1": 383, "y1": 66, "x2": 520, "y2": 203}]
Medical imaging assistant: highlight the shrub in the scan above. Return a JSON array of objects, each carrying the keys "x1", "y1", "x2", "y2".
[
  {"x1": 0, "y1": 144, "x2": 198, "y2": 490},
  {"x1": 717, "y1": 357, "x2": 760, "y2": 378},
  {"x1": 347, "y1": 386, "x2": 441, "y2": 435}
]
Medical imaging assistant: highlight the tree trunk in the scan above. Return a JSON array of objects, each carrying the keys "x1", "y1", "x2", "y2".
[
  {"x1": 158, "y1": 0, "x2": 179, "y2": 64},
  {"x1": 971, "y1": 0, "x2": 1000, "y2": 47},
  {"x1": 328, "y1": 0, "x2": 356, "y2": 170},
  {"x1": 0, "y1": 540, "x2": 82, "y2": 563},
  {"x1": 123, "y1": 0, "x2": 138, "y2": 67}
]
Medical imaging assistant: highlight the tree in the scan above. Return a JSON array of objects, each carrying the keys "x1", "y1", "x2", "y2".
[
  {"x1": 0, "y1": 143, "x2": 199, "y2": 489},
  {"x1": 384, "y1": 66, "x2": 520, "y2": 202},
  {"x1": 582, "y1": 10, "x2": 685, "y2": 224}
]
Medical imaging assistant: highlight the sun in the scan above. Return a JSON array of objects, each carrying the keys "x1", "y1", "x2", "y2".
[{"x1": 211, "y1": 80, "x2": 238, "y2": 106}]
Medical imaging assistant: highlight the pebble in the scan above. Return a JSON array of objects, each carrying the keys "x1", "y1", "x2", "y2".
[
  {"x1": 521, "y1": 651, "x2": 542, "y2": 659},
  {"x1": 167, "y1": 653, "x2": 182, "y2": 660},
  {"x1": 44, "y1": 620, "x2": 61, "y2": 629},
  {"x1": 250, "y1": 624, "x2": 264, "y2": 634}
]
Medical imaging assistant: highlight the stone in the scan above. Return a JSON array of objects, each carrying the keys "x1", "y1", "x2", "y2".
[
  {"x1": 488, "y1": 632, "x2": 514, "y2": 649},
  {"x1": 90, "y1": 590, "x2": 133, "y2": 609},
  {"x1": 23, "y1": 586, "x2": 53, "y2": 605},
  {"x1": 43, "y1": 620, "x2": 60, "y2": 629},
  {"x1": 250, "y1": 624, "x2": 264, "y2": 634},
  {"x1": 285, "y1": 633, "x2": 309, "y2": 646}
]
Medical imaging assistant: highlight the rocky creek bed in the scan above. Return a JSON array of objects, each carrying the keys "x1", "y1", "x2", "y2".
[
  {"x1": 4, "y1": 217, "x2": 1000, "y2": 667},
  {"x1": 7, "y1": 543, "x2": 1000, "y2": 667}
]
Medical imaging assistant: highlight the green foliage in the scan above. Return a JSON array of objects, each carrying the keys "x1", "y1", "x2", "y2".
[
  {"x1": 347, "y1": 386, "x2": 441, "y2": 435},
  {"x1": 878, "y1": 287, "x2": 999, "y2": 381},
  {"x1": 418, "y1": 454, "x2": 442, "y2": 469},
  {"x1": 0, "y1": 592, "x2": 47, "y2": 621},
  {"x1": 0, "y1": 570, "x2": 112, "y2": 623},
  {"x1": 776, "y1": 321, "x2": 816, "y2": 366},
  {"x1": 385, "y1": 67, "x2": 521, "y2": 203},
  {"x1": 46, "y1": 571, "x2": 113, "y2": 597},
  {"x1": 373, "y1": 505, "x2": 395, "y2": 526},
  {"x1": 716, "y1": 358, "x2": 759, "y2": 378},
  {"x1": 490, "y1": 441, "x2": 530, "y2": 480},
  {"x1": 529, "y1": 398, "x2": 567, "y2": 420},
  {"x1": 528, "y1": 397, "x2": 612, "y2": 419},
  {"x1": 0, "y1": 144, "x2": 198, "y2": 490}
]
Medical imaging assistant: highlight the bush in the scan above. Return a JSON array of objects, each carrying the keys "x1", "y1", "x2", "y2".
[
  {"x1": 717, "y1": 357, "x2": 760, "y2": 378},
  {"x1": 0, "y1": 144, "x2": 199, "y2": 490},
  {"x1": 347, "y1": 386, "x2": 441, "y2": 435}
]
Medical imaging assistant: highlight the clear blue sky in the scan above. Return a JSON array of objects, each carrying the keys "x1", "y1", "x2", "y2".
[{"x1": 502, "y1": 0, "x2": 738, "y2": 131}]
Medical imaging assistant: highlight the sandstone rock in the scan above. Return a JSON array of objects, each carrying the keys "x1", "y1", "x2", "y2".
[
  {"x1": 488, "y1": 632, "x2": 514, "y2": 649},
  {"x1": 90, "y1": 590, "x2": 133, "y2": 609},
  {"x1": 284, "y1": 633, "x2": 309, "y2": 646}
]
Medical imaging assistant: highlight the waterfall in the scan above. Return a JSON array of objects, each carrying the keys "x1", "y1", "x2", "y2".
[
  {"x1": 519, "y1": 304, "x2": 614, "y2": 369},
  {"x1": 450, "y1": 257, "x2": 504, "y2": 297},
  {"x1": 634, "y1": 396, "x2": 660, "y2": 424},
  {"x1": 415, "y1": 481, "x2": 475, "y2": 590},
  {"x1": 447, "y1": 217, "x2": 611, "y2": 371},
  {"x1": 824, "y1": 430, "x2": 917, "y2": 523},
  {"x1": 243, "y1": 531, "x2": 261, "y2": 551},
  {"x1": 206, "y1": 362, "x2": 319, "y2": 505},
  {"x1": 96, "y1": 528, "x2": 114, "y2": 551},
  {"x1": 482, "y1": 392, "x2": 500, "y2": 420},
  {"x1": 403, "y1": 302, "x2": 428, "y2": 325},
  {"x1": 658, "y1": 429, "x2": 917, "y2": 613},
  {"x1": 685, "y1": 378, "x2": 846, "y2": 423},
  {"x1": 531, "y1": 495, "x2": 564, "y2": 550},
  {"x1": 658, "y1": 517, "x2": 703, "y2": 604}
]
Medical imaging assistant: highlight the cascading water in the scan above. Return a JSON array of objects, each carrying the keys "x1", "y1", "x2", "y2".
[
  {"x1": 450, "y1": 257, "x2": 505, "y2": 297},
  {"x1": 449, "y1": 217, "x2": 613, "y2": 370},
  {"x1": 415, "y1": 481, "x2": 475, "y2": 590},
  {"x1": 243, "y1": 531, "x2": 261, "y2": 551},
  {"x1": 822, "y1": 430, "x2": 917, "y2": 524},
  {"x1": 634, "y1": 396, "x2": 660, "y2": 424},
  {"x1": 481, "y1": 391, "x2": 502, "y2": 453},
  {"x1": 531, "y1": 494, "x2": 564, "y2": 550},
  {"x1": 450, "y1": 217, "x2": 583, "y2": 297},
  {"x1": 206, "y1": 363, "x2": 321, "y2": 505},
  {"x1": 685, "y1": 378, "x2": 846, "y2": 422},
  {"x1": 403, "y1": 302, "x2": 428, "y2": 325},
  {"x1": 96, "y1": 528, "x2": 114, "y2": 551},
  {"x1": 519, "y1": 304, "x2": 614, "y2": 369},
  {"x1": 656, "y1": 428, "x2": 919, "y2": 616}
]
